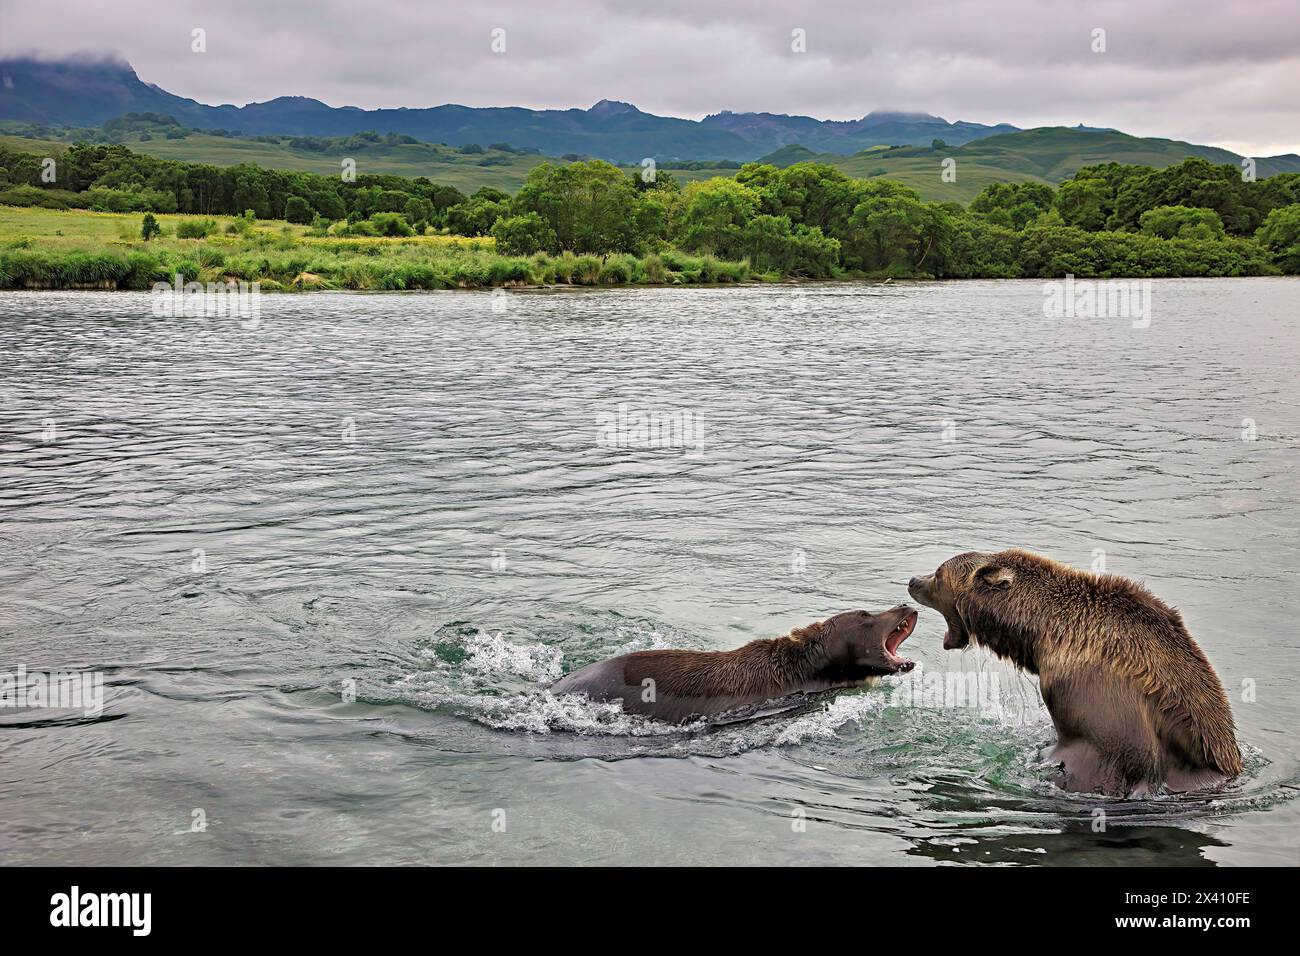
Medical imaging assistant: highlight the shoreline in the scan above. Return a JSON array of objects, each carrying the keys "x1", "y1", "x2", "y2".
[
  {"x1": 3, "y1": 275, "x2": 1295, "y2": 296},
  {"x1": 0, "y1": 200, "x2": 1291, "y2": 293}
]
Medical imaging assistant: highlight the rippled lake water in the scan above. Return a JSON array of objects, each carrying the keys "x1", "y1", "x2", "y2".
[{"x1": 2, "y1": 279, "x2": 1298, "y2": 866}]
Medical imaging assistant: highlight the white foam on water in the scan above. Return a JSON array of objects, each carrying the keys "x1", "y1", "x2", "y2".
[
  {"x1": 773, "y1": 692, "x2": 887, "y2": 745},
  {"x1": 613, "y1": 627, "x2": 680, "y2": 654},
  {"x1": 471, "y1": 691, "x2": 702, "y2": 736},
  {"x1": 436, "y1": 628, "x2": 564, "y2": 683},
  {"x1": 468, "y1": 685, "x2": 894, "y2": 745},
  {"x1": 466, "y1": 630, "x2": 563, "y2": 682},
  {"x1": 392, "y1": 615, "x2": 725, "y2": 738}
]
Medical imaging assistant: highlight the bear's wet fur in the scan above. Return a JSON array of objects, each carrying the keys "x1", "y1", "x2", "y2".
[
  {"x1": 551, "y1": 606, "x2": 917, "y2": 724},
  {"x1": 909, "y1": 549, "x2": 1242, "y2": 796}
]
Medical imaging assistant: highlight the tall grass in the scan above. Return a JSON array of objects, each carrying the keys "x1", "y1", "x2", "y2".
[
  {"x1": 0, "y1": 244, "x2": 758, "y2": 290},
  {"x1": 0, "y1": 249, "x2": 176, "y2": 289},
  {"x1": 0, "y1": 206, "x2": 757, "y2": 291}
]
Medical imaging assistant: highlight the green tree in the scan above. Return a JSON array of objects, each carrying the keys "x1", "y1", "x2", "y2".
[
  {"x1": 676, "y1": 178, "x2": 760, "y2": 259},
  {"x1": 739, "y1": 162, "x2": 860, "y2": 235},
  {"x1": 491, "y1": 212, "x2": 558, "y2": 255},
  {"x1": 631, "y1": 186, "x2": 682, "y2": 249},
  {"x1": 940, "y1": 217, "x2": 1021, "y2": 278},
  {"x1": 512, "y1": 161, "x2": 642, "y2": 254},
  {"x1": 847, "y1": 183, "x2": 953, "y2": 273},
  {"x1": 1261, "y1": 173, "x2": 1300, "y2": 211},
  {"x1": 1256, "y1": 203, "x2": 1300, "y2": 273},
  {"x1": 1055, "y1": 176, "x2": 1112, "y2": 231},
  {"x1": 970, "y1": 181, "x2": 1056, "y2": 230},
  {"x1": 403, "y1": 196, "x2": 435, "y2": 227},
  {"x1": 230, "y1": 169, "x2": 271, "y2": 218},
  {"x1": 283, "y1": 195, "x2": 315, "y2": 224},
  {"x1": 1139, "y1": 205, "x2": 1226, "y2": 240},
  {"x1": 471, "y1": 186, "x2": 511, "y2": 204},
  {"x1": 833, "y1": 181, "x2": 907, "y2": 268},
  {"x1": 1110, "y1": 158, "x2": 1266, "y2": 235},
  {"x1": 140, "y1": 212, "x2": 161, "y2": 241},
  {"x1": 632, "y1": 168, "x2": 680, "y2": 193},
  {"x1": 739, "y1": 214, "x2": 840, "y2": 277},
  {"x1": 445, "y1": 197, "x2": 507, "y2": 236},
  {"x1": 375, "y1": 189, "x2": 412, "y2": 213}
]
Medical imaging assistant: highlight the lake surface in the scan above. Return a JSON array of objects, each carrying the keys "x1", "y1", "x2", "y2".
[{"x1": 2, "y1": 279, "x2": 1298, "y2": 866}]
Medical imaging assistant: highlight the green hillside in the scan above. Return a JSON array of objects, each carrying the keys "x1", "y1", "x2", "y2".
[
  {"x1": 0, "y1": 127, "x2": 731, "y2": 194},
  {"x1": 760, "y1": 144, "x2": 1043, "y2": 204},
  {"x1": 0, "y1": 133, "x2": 67, "y2": 156},
  {"x1": 761, "y1": 128, "x2": 1300, "y2": 204},
  {"x1": 14, "y1": 130, "x2": 550, "y2": 193},
  {"x1": 5, "y1": 124, "x2": 1297, "y2": 206}
]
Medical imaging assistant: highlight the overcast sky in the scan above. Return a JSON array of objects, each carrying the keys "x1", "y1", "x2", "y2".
[{"x1": 2, "y1": 0, "x2": 1298, "y2": 155}]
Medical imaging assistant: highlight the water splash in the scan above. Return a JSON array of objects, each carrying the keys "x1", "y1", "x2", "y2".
[{"x1": 454, "y1": 628, "x2": 563, "y2": 683}]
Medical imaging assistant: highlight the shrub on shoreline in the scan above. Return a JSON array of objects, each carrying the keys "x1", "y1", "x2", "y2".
[{"x1": 0, "y1": 237, "x2": 759, "y2": 291}]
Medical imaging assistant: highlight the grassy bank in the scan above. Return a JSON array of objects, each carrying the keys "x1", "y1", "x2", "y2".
[{"x1": 0, "y1": 205, "x2": 753, "y2": 290}]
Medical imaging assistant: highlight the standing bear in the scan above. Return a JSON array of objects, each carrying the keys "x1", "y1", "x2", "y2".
[{"x1": 908, "y1": 549, "x2": 1242, "y2": 796}]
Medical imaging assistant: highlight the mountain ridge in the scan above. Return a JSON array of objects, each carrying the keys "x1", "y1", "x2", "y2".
[
  {"x1": 2, "y1": 54, "x2": 1296, "y2": 194},
  {"x1": 0, "y1": 54, "x2": 1031, "y2": 161}
]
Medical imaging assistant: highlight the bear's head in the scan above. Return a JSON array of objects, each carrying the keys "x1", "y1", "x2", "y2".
[
  {"x1": 909, "y1": 551, "x2": 1026, "y2": 657},
  {"x1": 792, "y1": 606, "x2": 918, "y2": 677}
]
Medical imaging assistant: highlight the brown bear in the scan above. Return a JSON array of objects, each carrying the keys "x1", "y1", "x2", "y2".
[
  {"x1": 550, "y1": 606, "x2": 917, "y2": 724},
  {"x1": 908, "y1": 549, "x2": 1242, "y2": 796}
]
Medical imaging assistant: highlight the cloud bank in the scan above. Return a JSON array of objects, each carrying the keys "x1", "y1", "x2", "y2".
[{"x1": 2, "y1": 0, "x2": 1297, "y2": 155}]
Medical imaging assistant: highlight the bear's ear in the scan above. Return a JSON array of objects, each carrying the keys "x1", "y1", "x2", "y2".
[
  {"x1": 976, "y1": 564, "x2": 1014, "y2": 591},
  {"x1": 789, "y1": 619, "x2": 828, "y2": 643}
]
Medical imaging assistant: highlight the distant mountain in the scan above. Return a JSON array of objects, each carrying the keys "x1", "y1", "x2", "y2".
[
  {"x1": 0, "y1": 55, "x2": 196, "y2": 126},
  {"x1": 0, "y1": 56, "x2": 756, "y2": 161},
  {"x1": 0, "y1": 55, "x2": 1021, "y2": 162},
  {"x1": 701, "y1": 109, "x2": 1019, "y2": 154},
  {"x1": 2, "y1": 55, "x2": 1296, "y2": 192},
  {"x1": 755, "y1": 144, "x2": 826, "y2": 167}
]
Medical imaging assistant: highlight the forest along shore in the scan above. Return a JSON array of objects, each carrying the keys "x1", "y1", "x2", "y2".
[{"x1": 0, "y1": 141, "x2": 1298, "y2": 290}]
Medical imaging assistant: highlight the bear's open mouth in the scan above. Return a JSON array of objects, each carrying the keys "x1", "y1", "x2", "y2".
[
  {"x1": 942, "y1": 615, "x2": 969, "y2": 650},
  {"x1": 883, "y1": 609, "x2": 917, "y2": 671}
]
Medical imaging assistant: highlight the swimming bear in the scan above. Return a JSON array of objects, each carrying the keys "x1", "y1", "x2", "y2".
[
  {"x1": 908, "y1": 549, "x2": 1242, "y2": 796},
  {"x1": 550, "y1": 606, "x2": 917, "y2": 724}
]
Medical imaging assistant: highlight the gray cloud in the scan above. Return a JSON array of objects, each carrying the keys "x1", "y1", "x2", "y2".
[{"x1": 2, "y1": 0, "x2": 1298, "y2": 154}]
